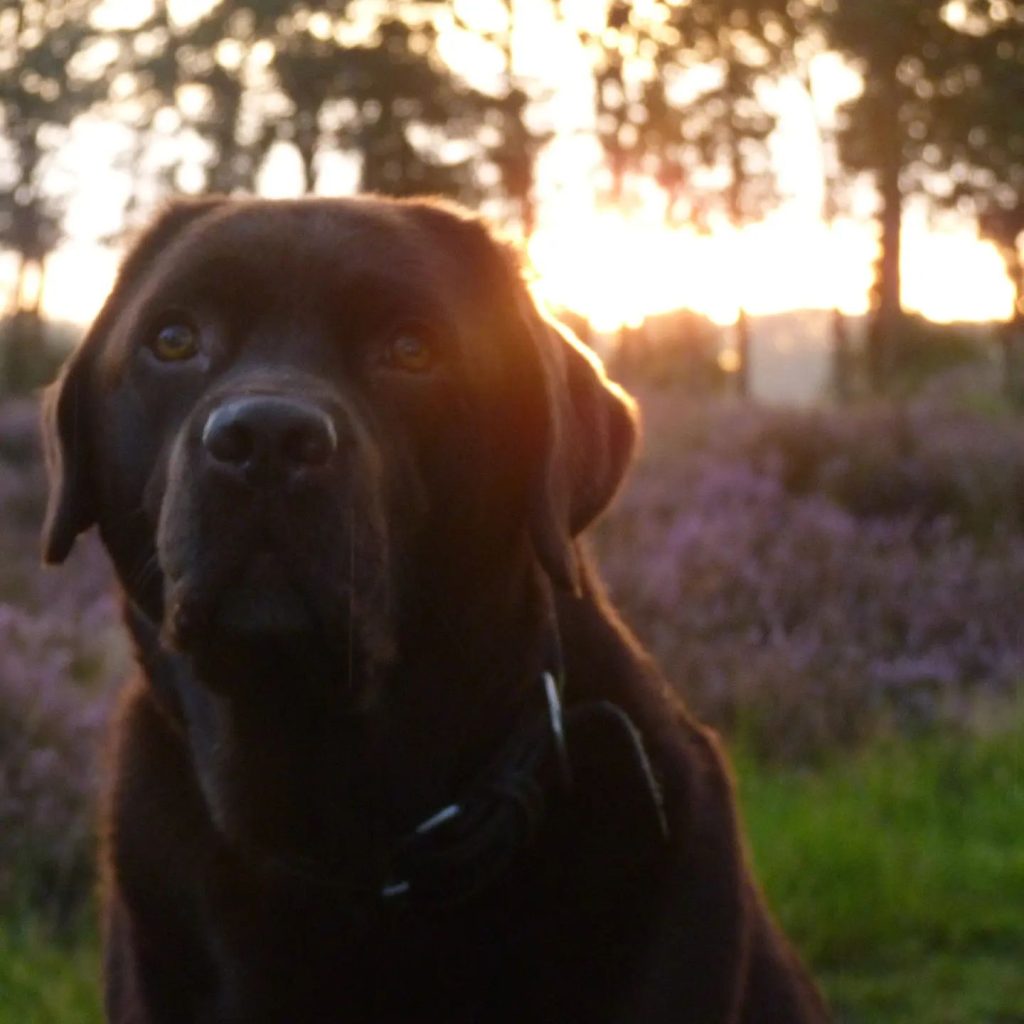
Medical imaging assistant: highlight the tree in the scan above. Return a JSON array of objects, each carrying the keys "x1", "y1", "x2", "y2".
[
  {"x1": 823, "y1": 0, "x2": 954, "y2": 393},
  {"x1": 789, "y1": 7, "x2": 855, "y2": 400},
  {"x1": 112, "y1": 1, "x2": 534, "y2": 207},
  {"x1": 0, "y1": 0, "x2": 109, "y2": 389},
  {"x1": 587, "y1": 0, "x2": 793, "y2": 395},
  {"x1": 925, "y1": 0, "x2": 1024, "y2": 401},
  {"x1": 272, "y1": 10, "x2": 494, "y2": 199},
  {"x1": 479, "y1": 0, "x2": 551, "y2": 238},
  {"x1": 109, "y1": 1, "x2": 277, "y2": 201}
]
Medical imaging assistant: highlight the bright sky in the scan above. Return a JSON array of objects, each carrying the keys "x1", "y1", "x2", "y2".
[{"x1": 3, "y1": 0, "x2": 1017, "y2": 331}]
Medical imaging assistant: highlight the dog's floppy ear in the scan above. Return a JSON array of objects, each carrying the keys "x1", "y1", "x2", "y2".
[
  {"x1": 522, "y1": 297, "x2": 638, "y2": 592},
  {"x1": 41, "y1": 197, "x2": 225, "y2": 564},
  {"x1": 41, "y1": 340, "x2": 98, "y2": 564}
]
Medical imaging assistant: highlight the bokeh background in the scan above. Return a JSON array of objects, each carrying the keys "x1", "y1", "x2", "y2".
[{"x1": 1, "y1": 2, "x2": 1022, "y2": 1021}]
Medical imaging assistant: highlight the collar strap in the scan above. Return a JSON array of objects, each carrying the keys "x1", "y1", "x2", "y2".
[
  {"x1": 379, "y1": 680, "x2": 670, "y2": 910},
  {"x1": 380, "y1": 671, "x2": 568, "y2": 907}
]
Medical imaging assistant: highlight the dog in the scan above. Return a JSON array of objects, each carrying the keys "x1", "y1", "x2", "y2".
[{"x1": 43, "y1": 196, "x2": 829, "y2": 1023}]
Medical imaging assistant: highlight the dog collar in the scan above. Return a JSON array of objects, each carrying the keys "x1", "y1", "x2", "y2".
[
  {"x1": 378, "y1": 672, "x2": 669, "y2": 910},
  {"x1": 378, "y1": 670, "x2": 572, "y2": 906}
]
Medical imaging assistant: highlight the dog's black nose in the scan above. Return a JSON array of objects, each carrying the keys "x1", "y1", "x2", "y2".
[{"x1": 202, "y1": 396, "x2": 338, "y2": 480}]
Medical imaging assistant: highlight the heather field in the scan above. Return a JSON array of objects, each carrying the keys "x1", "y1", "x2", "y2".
[
  {"x1": 2, "y1": 392, "x2": 1023, "y2": 1022},
  {"x1": 596, "y1": 390, "x2": 1024, "y2": 758}
]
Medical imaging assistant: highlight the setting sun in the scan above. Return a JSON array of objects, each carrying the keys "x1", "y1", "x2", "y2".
[{"x1": 527, "y1": 204, "x2": 1015, "y2": 332}]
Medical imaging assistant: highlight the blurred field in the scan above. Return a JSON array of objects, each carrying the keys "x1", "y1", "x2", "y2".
[
  {"x1": 2, "y1": 384, "x2": 1023, "y2": 1021},
  {"x1": 0, "y1": 921, "x2": 102, "y2": 1024},
  {"x1": 598, "y1": 387, "x2": 1024, "y2": 758},
  {"x1": 740, "y1": 712, "x2": 1024, "y2": 1023},
  {"x1": 2, "y1": 716, "x2": 1022, "y2": 1024}
]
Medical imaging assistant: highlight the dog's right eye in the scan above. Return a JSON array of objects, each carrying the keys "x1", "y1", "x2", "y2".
[{"x1": 149, "y1": 321, "x2": 200, "y2": 363}]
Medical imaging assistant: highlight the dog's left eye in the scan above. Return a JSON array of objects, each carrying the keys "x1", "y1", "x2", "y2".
[{"x1": 385, "y1": 331, "x2": 435, "y2": 374}]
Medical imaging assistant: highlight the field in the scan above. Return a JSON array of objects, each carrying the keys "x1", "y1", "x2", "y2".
[
  {"x1": 742, "y1": 714, "x2": 1024, "y2": 1023},
  {"x1": 3, "y1": 717, "x2": 1022, "y2": 1024},
  {"x1": 2, "y1": 389, "x2": 1023, "y2": 1022}
]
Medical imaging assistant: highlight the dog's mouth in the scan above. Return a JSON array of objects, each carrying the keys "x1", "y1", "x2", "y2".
[
  {"x1": 208, "y1": 550, "x2": 317, "y2": 635},
  {"x1": 157, "y1": 522, "x2": 397, "y2": 696},
  {"x1": 165, "y1": 548, "x2": 339, "y2": 646}
]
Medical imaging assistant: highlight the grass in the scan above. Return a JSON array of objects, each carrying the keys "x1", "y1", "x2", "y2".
[
  {"x1": 1, "y1": 712, "x2": 1021, "y2": 1024},
  {"x1": 736, "y1": 708, "x2": 1024, "y2": 1023},
  {"x1": 0, "y1": 919, "x2": 101, "y2": 1024}
]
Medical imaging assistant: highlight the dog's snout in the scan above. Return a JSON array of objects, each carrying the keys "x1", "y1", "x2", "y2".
[{"x1": 202, "y1": 396, "x2": 338, "y2": 480}]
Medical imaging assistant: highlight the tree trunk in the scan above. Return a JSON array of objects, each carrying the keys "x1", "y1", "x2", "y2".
[
  {"x1": 999, "y1": 320, "x2": 1023, "y2": 405},
  {"x1": 299, "y1": 146, "x2": 316, "y2": 194},
  {"x1": 830, "y1": 307, "x2": 852, "y2": 403},
  {"x1": 295, "y1": 111, "x2": 318, "y2": 194},
  {"x1": 11, "y1": 254, "x2": 29, "y2": 317},
  {"x1": 3, "y1": 255, "x2": 46, "y2": 394},
  {"x1": 1003, "y1": 254, "x2": 1024, "y2": 405},
  {"x1": 734, "y1": 308, "x2": 751, "y2": 398},
  {"x1": 867, "y1": 71, "x2": 904, "y2": 394},
  {"x1": 28, "y1": 255, "x2": 46, "y2": 319}
]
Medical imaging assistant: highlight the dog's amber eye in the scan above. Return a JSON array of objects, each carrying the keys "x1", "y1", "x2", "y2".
[
  {"x1": 387, "y1": 332, "x2": 434, "y2": 373},
  {"x1": 150, "y1": 322, "x2": 200, "y2": 362}
]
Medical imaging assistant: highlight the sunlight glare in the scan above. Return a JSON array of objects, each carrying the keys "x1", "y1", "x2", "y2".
[
  {"x1": 11, "y1": 209, "x2": 1015, "y2": 338},
  {"x1": 528, "y1": 203, "x2": 1013, "y2": 331},
  {"x1": 528, "y1": 204, "x2": 877, "y2": 330}
]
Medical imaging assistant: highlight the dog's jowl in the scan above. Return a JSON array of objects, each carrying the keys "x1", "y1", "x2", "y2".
[{"x1": 43, "y1": 197, "x2": 830, "y2": 1023}]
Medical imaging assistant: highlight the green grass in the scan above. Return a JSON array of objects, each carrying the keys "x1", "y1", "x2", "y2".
[
  {"x1": 736, "y1": 712, "x2": 1024, "y2": 1023},
  {"x1": 0, "y1": 920, "x2": 101, "y2": 1024},
  {"x1": 2, "y1": 715, "x2": 1021, "y2": 1024}
]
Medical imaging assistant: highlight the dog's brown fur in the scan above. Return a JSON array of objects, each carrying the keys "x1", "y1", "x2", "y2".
[{"x1": 43, "y1": 196, "x2": 829, "y2": 1023}]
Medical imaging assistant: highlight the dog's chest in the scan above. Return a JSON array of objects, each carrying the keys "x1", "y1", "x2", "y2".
[{"x1": 200, "y1": 825, "x2": 663, "y2": 1023}]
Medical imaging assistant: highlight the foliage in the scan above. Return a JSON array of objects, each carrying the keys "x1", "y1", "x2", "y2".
[
  {"x1": 585, "y1": 0, "x2": 795, "y2": 394},
  {"x1": 109, "y1": 0, "x2": 536, "y2": 206},
  {"x1": 607, "y1": 308, "x2": 726, "y2": 393},
  {"x1": 0, "y1": 1, "x2": 1021, "y2": 407},
  {"x1": 821, "y1": 0, "x2": 949, "y2": 389},
  {"x1": 883, "y1": 315, "x2": 995, "y2": 398},
  {"x1": 0, "y1": 2, "x2": 108, "y2": 280},
  {"x1": 588, "y1": 0, "x2": 791, "y2": 221},
  {"x1": 0, "y1": 400, "x2": 124, "y2": 927},
  {"x1": 925, "y1": 1, "x2": 1024, "y2": 401},
  {"x1": 0, "y1": 315, "x2": 78, "y2": 396},
  {"x1": 596, "y1": 393, "x2": 1024, "y2": 758},
  {"x1": 3, "y1": 387, "x2": 1023, "y2": 924},
  {"x1": 0, "y1": 0, "x2": 114, "y2": 392}
]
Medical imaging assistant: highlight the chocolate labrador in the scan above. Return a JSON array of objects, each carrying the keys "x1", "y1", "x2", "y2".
[{"x1": 43, "y1": 196, "x2": 829, "y2": 1023}]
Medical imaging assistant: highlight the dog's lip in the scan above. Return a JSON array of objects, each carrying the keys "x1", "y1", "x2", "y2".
[
  {"x1": 161, "y1": 554, "x2": 359, "y2": 650},
  {"x1": 212, "y1": 582, "x2": 315, "y2": 636}
]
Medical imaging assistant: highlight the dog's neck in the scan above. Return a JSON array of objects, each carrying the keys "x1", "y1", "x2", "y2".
[{"x1": 122, "y1": 554, "x2": 561, "y2": 894}]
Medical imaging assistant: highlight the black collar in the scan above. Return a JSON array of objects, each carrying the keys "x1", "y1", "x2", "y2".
[
  {"x1": 379, "y1": 670, "x2": 671, "y2": 910},
  {"x1": 379, "y1": 669, "x2": 572, "y2": 907}
]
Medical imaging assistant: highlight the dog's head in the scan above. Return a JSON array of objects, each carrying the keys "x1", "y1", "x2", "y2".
[{"x1": 43, "y1": 197, "x2": 636, "y2": 699}]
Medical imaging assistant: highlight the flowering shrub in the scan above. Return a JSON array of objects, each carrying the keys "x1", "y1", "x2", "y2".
[
  {"x1": 2, "y1": 391, "x2": 1024, "y2": 919},
  {"x1": 0, "y1": 399, "x2": 124, "y2": 925},
  {"x1": 595, "y1": 392, "x2": 1024, "y2": 758}
]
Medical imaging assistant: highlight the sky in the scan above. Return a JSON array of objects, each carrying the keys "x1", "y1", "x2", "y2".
[{"x1": 1, "y1": 0, "x2": 1017, "y2": 332}]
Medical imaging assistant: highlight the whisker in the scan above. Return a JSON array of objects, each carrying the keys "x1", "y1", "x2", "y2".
[
  {"x1": 130, "y1": 552, "x2": 161, "y2": 596},
  {"x1": 348, "y1": 492, "x2": 355, "y2": 694}
]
